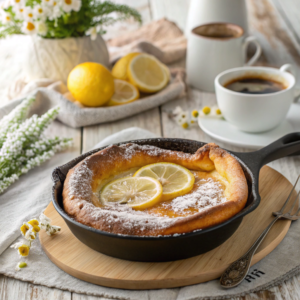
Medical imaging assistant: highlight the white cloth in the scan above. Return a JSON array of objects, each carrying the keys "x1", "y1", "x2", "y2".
[{"x1": 1, "y1": 126, "x2": 300, "y2": 299}]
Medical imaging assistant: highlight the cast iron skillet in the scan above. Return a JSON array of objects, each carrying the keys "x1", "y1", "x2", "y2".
[{"x1": 51, "y1": 133, "x2": 300, "y2": 262}]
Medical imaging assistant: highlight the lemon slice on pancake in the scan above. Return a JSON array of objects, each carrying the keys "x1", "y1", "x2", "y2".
[
  {"x1": 106, "y1": 79, "x2": 140, "y2": 106},
  {"x1": 100, "y1": 176, "x2": 163, "y2": 210},
  {"x1": 134, "y1": 163, "x2": 195, "y2": 201}
]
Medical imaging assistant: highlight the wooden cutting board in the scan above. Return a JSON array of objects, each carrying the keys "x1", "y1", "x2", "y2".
[{"x1": 40, "y1": 166, "x2": 293, "y2": 290}]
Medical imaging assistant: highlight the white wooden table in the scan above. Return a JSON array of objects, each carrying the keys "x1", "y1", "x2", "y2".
[{"x1": 1, "y1": 0, "x2": 300, "y2": 299}]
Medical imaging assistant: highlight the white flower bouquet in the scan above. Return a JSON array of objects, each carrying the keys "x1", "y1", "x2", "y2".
[
  {"x1": 0, "y1": 97, "x2": 72, "y2": 193},
  {"x1": 0, "y1": 0, "x2": 141, "y2": 39}
]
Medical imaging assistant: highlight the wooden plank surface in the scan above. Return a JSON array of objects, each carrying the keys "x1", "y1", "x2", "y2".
[
  {"x1": 82, "y1": 108, "x2": 161, "y2": 152},
  {"x1": 0, "y1": 275, "x2": 72, "y2": 300},
  {"x1": 1, "y1": 0, "x2": 300, "y2": 298}
]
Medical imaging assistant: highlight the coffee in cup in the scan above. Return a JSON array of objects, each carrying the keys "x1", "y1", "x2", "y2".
[{"x1": 223, "y1": 75, "x2": 287, "y2": 94}]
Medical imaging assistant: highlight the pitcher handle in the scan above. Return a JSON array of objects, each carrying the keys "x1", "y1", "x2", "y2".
[{"x1": 243, "y1": 36, "x2": 262, "y2": 66}]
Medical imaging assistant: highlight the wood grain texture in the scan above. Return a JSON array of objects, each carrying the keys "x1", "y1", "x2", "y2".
[
  {"x1": 0, "y1": 275, "x2": 72, "y2": 300},
  {"x1": 82, "y1": 107, "x2": 161, "y2": 152},
  {"x1": 39, "y1": 166, "x2": 291, "y2": 290}
]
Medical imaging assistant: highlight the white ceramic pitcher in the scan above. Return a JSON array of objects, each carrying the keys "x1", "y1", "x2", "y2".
[{"x1": 185, "y1": 0, "x2": 248, "y2": 37}]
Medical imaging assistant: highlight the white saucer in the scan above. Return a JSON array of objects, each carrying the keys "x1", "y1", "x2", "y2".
[{"x1": 198, "y1": 104, "x2": 300, "y2": 149}]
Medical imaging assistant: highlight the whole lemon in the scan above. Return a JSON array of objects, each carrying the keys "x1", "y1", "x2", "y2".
[{"x1": 67, "y1": 62, "x2": 114, "y2": 107}]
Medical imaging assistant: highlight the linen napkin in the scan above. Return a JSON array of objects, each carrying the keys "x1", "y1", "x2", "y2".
[
  {"x1": 107, "y1": 18, "x2": 187, "y2": 64},
  {"x1": 1, "y1": 126, "x2": 300, "y2": 299}
]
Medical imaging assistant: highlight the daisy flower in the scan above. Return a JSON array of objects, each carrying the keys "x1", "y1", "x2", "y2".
[
  {"x1": 24, "y1": 229, "x2": 36, "y2": 240},
  {"x1": 18, "y1": 244, "x2": 30, "y2": 257},
  {"x1": 34, "y1": 5, "x2": 48, "y2": 21},
  {"x1": 210, "y1": 105, "x2": 223, "y2": 118},
  {"x1": 27, "y1": 219, "x2": 41, "y2": 233},
  {"x1": 13, "y1": 6, "x2": 25, "y2": 20},
  {"x1": 199, "y1": 105, "x2": 223, "y2": 119},
  {"x1": 201, "y1": 106, "x2": 211, "y2": 115},
  {"x1": 20, "y1": 222, "x2": 36, "y2": 240},
  {"x1": 191, "y1": 110, "x2": 199, "y2": 118},
  {"x1": 11, "y1": 0, "x2": 24, "y2": 7},
  {"x1": 47, "y1": 0, "x2": 63, "y2": 20},
  {"x1": 0, "y1": 11, "x2": 12, "y2": 24},
  {"x1": 170, "y1": 106, "x2": 189, "y2": 129},
  {"x1": 23, "y1": 7, "x2": 34, "y2": 20},
  {"x1": 61, "y1": 0, "x2": 81, "y2": 13},
  {"x1": 11, "y1": 239, "x2": 31, "y2": 257},
  {"x1": 22, "y1": 20, "x2": 36, "y2": 34},
  {"x1": 20, "y1": 223, "x2": 29, "y2": 236}
]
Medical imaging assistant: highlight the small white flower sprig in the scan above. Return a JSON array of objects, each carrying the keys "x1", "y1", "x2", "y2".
[
  {"x1": 167, "y1": 105, "x2": 223, "y2": 129},
  {"x1": 0, "y1": 96, "x2": 72, "y2": 193},
  {"x1": 11, "y1": 213, "x2": 61, "y2": 271}
]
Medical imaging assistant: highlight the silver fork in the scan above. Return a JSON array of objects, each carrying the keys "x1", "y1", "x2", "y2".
[{"x1": 220, "y1": 175, "x2": 300, "y2": 288}]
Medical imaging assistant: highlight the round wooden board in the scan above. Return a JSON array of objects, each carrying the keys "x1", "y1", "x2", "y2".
[{"x1": 40, "y1": 166, "x2": 292, "y2": 290}]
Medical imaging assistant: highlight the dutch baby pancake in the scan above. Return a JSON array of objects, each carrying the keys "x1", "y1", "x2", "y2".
[{"x1": 62, "y1": 143, "x2": 248, "y2": 236}]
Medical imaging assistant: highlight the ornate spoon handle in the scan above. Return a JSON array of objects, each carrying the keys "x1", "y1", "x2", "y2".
[{"x1": 220, "y1": 216, "x2": 280, "y2": 288}]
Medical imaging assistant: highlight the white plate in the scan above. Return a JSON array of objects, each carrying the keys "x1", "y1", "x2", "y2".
[{"x1": 198, "y1": 104, "x2": 300, "y2": 149}]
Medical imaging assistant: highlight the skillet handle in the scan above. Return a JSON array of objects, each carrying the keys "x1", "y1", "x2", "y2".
[
  {"x1": 257, "y1": 132, "x2": 300, "y2": 166},
  {"x1": 234, "y1": 133, "x2": 300, "y2": 176}
]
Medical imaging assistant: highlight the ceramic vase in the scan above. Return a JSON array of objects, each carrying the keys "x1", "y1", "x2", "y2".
[{"x1": 23, "y1": 35, "x2": 110, "y2": 84}]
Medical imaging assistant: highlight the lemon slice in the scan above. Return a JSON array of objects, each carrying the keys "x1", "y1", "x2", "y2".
[
  {"x1": 112, "y1": 52, "x2": 141, "y2": 80},
  {"x1": 106, "y1": 79, "x2": 140, "y2": 106},
  {"x1": 100, "y1": 176, "x2": 163, "y2": 210},
  {"x1": 127, "y1": 54, "x2": 169, "y2": 93},
  {"x1": 134, "y1": 163, "x2": 195, "y2": 201}
]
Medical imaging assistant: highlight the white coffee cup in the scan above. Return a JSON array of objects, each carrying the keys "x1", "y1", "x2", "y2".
[
  {"x1": 215, "y1": 64, "x2": 296, "y2": 133},
  {"x1": 187, "y1": 23, "x2": 261, "y2": 92}
]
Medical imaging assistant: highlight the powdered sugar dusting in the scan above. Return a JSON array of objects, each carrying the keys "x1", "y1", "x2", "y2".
[
  {"x1": 85, "y1": 201, "x2": 179, "y2": 233},
  {"x1": 68, "y1": 160, "x2": 93, "y2": 201},
  {"x1": 160, "y1": 177, "x2": 227, "y2": 217},
  {"x1": 119, "y1": 143, "x2": 191, "y2": 161}
]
